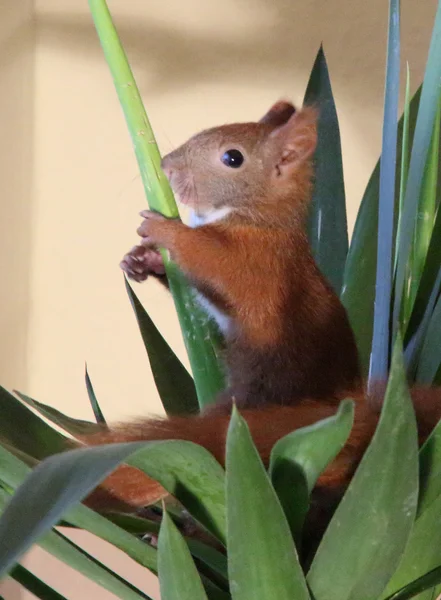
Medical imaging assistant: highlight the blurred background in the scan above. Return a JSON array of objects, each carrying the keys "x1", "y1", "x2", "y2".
[{"x1": 0, "y1": 0, "x2": 437, "y2": 597}]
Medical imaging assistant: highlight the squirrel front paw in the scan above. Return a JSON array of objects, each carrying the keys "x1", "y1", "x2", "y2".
[
  {"x1": 120, "y1": 245, "x2": 165, "y2": 283},
  {"x1": 136, "y1": 210, "x2": 181, "y2": 248}
]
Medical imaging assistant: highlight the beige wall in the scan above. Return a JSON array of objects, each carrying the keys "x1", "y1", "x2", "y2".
[
  {"x1": 0, "y1": 0, "x2": 438, "y2": 598},
  {"x1": 27, "y1": 0, "x2": 438, "y2": 424},
  {"x1": 0, "y1": 0, "x2": 34, "y2": 394}
]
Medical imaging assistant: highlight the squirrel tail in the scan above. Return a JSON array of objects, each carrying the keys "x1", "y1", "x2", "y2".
[{"x1": 77, "y1": 397, "x2": 374, "y2": 512}]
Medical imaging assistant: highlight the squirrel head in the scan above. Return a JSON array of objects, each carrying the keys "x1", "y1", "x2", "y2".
[{"x1": 161, "y1": 101, "x2": 317, "y2": 225}]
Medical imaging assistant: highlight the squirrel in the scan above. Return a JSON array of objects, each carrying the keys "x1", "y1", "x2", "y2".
[
  {"x1": 120, "y1": 100, "x2": 361, "y2": 406},
  {"x1": 79, "y1": 103, "x2": 441, "y2": 554}
]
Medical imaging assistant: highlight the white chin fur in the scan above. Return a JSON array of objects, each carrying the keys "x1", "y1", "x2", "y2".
[{"x1": 188, "y1": 206, "x2": 233, "y2": 228}]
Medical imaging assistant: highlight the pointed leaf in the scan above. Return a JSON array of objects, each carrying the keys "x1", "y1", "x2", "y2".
[
  {"x1": 269, "y1": 399, "x2": 354, "y2": 540},
  {"x1": 402, "y1": 88, "x2": 441, "y2": 330},
  {"x1": 382, "y1": 492, "x2": 441, "y2": 600},
  {"x1": 0, "y1": 387, "x2": 69, "y2": 459},
  {"x1": 417, "y1": 414, "x2": 441, "y2": 516},
  {"x1": 108, "y1": 512, "x2": 228, "y2": 581},
  {"x1": 405, "y1": 166, "x2": 441, "y2": 347},
  {"x1": 415, "y1": 293, "x2": 441, "y2": 384},
  {"x1": 0, "y1": 439, "x2": 225, "y2": 576},
  {"x1": 341, "y1": 87, "x2": 422, "y2": 376},
  {"x1": 125, "y1": 278, "x2": 198, "y2": 415},
  {"x1": 127, "y1": 440, "x2": 226, "y2": 543},
  {"x1": 383, "y1": 566, "x2": 441, "y2": 600},
  {"x1": 14, "y1": 390, "x2": 100, "y2": 436},
  {"x1": 308, "y1": 337, "x2": 419, "y2": 600},
  {"x1": 65, "y1": 503, "x2": 157, "y2": 571},
  {"x1": 185, "y1": 539, "x2": 228, "y2": 582},
  {"x1": 270, "y1": 398, "x2": 354, "y2": 493},
  {"x1": 304, "y1": 45, "x2": 348, "y2": 294},
  {"x1": 85, "y1": 365, "x2": 106, "y2": 425},
  {"x1": 158, "y1": 510, "x2": 208, "y2": 600},
  {"x1": 0, "y1": 442, "x2": 33, "y2": 489},
  {"x1": 88, "y1": 0, "x2": 225, "y2": 409},
  {"x1": 0, "y1": 488, "x2": 151, "y2": 600},
  {"x1": 0, "y1": 443, "x2": 155, "y2": 577},
  {"x1": 226, "y1": 406, "x2": 310, "y2": 600},
  {"x1": 394, "y1": 63, "x2": 411, "y2": 273},
  {"x1": 368, "y1": 0, "x2": 400, "y2": 384},
  {"x1": 0, "y1": 440, "x2": 158, "y2": 572},
  {"x1": 393, "y1": 1, "x2": 441, "y2": 333}
]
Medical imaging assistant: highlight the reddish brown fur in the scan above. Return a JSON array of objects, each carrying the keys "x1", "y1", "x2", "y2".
[
  {"x1": 81, "y1": 387, "x2": 441, "y2": 517},
  {"x1": 123, "y1": 101, "x2": 361, "y2": 405}
]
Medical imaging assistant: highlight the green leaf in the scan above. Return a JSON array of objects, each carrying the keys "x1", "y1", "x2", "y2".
[
  {"x1": 226, "y1": 406, "x2": 310, "y2": 600},
  {"x1": 186, "y1": 539, "x2": 228, "y2": 583},
  {"x1": 341, "y1": 86, "x2": 422, "y2": 376},
  {"x1": 269, "y1": 399, "x2": 354, "y2": 541},
  {"x1": 383, "y1": 566, "x2": 441, "y2": 600},
  {"x1": 107, "y1": 512, "x2": 228, "y2": 582},
  {"x1": 304, "y1": 45, "x2": 348, "y2": 294},
  {"x1": 127, "y1": 440, "x2": 226, "y2": 543},
  {"x1": 65, "y1": 504, "x2": 157, "y2": 572},
  {"x1": 10, "y1": 564, "x2": 67, "y2": 600},
  {"x1": 88, "y1": 0, "x2": 225, "y2": 409},
  {"x1": 105, "y1": 512, "x2": 160, "y2": 536},
  {"x1": 368, "y1": 0, "x2": 400, "y2": 384},
  {"x1": 0, "y1": 441, "x2": 158, "y2": 572},
  {"x1": 393, "y1": 1, "x2": 441, "y2": 335},
  {"x1": 85, "y1": 365, "x2": 107, "y2": 425},
  {"x1": 0, "y1": 488, "x2": 150, "y2": 600},
  {"x1": 158, "y1": 510, "x2": 208, "y2": 600},
  {"x1": 0, "y1": 387, "x2": 69, "y2": 460},
  {"x1": 0, "y1": 438, "x2": 38, "y2": 469},
  {"x1": 415, "y1": 293, "x2": 441, "y2": 384},
  {"x1": 401, "y1": 84, "x2": 441, "y2": 331},
  {"x1": 381, "y1": 492, "x2": 441, "y2": 600},
  {"x1": 0, "y1": 439, "x2": 225, "y2": 576},
  {"x1": 14, "y1": 390, "x2": 100, "y2": 436},
  {"x1": 125, "y1": 278, "x2": 198, "y2": 415},
  {"x1": 0, "y1": 442, "x2": 33, "y2": 490},
  {"x1": 405, "y1": 191, "x2": 441, "y2": 350},
  {"x1": 308, "y1": 336, "x2": 419, "y2": 600},
  {"x1": 40, "y1": 529, "x2": 152, "y2": 600},
  {"x1": 417, "y1": 415, "x2": 441, "y2": 516},
  {"x1": 0, "y1": 444, "x2": 146, "y2": 578},
  {"x1": 394, "y1": 63, "x2": 411, "y2": 273}
]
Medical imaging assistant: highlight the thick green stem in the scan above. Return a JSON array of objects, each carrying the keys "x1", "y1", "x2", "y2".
[{"x1": 88, "y1": 0, "x2": 225, "y2": 409}]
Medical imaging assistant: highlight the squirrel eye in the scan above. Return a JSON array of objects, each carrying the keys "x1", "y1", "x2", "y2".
[{"x1": 221, "y1": 149, "x2": 244, "y2": 168}]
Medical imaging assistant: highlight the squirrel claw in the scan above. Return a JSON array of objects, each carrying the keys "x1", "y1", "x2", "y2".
[{"x1": 120, "y1": 245, "x2": 165, "y2": 282}]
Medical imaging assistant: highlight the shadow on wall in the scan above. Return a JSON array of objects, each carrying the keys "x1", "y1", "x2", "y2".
[
  {"x1": 36, "y1": 0, "x2": 436, "y2": 100},
  {"x1": 0, "y1": 1, "x2": 34, "y2": 396},
  {"x1": 35, "y1": 0, "x2": 437, "y2": 205}
]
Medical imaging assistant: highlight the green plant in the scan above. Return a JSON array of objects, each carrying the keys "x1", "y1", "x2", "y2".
[{"x1": 0, "y1": 0, "x2": 441, "y2": 598}]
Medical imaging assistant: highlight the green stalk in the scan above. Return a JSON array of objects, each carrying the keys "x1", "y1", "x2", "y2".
[
  {"x1": 394, "y1": 63, "x2": 411, "y2": 276},
  {"x1": 401, "y1": 91, "x2": 441, "y2": 330},
  {"x1": 88, "y1": 0, "x2": 225, "y2": 409}
]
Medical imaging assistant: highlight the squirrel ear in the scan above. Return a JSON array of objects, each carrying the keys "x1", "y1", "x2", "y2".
[
  {"x1": 271, "y1": 106, "x2": 318, "y2": 176},
  {"x1": 259, "y1": 101, "x2": 296, "y2": 128}
]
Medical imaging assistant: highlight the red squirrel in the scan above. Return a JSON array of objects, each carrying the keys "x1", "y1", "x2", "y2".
[
  {"x1": 121, "y1": 101, "x2": 361, "y2": 406},
  {"x1": 79, "y1": 103, "x2": 441, "y2": 540}
]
